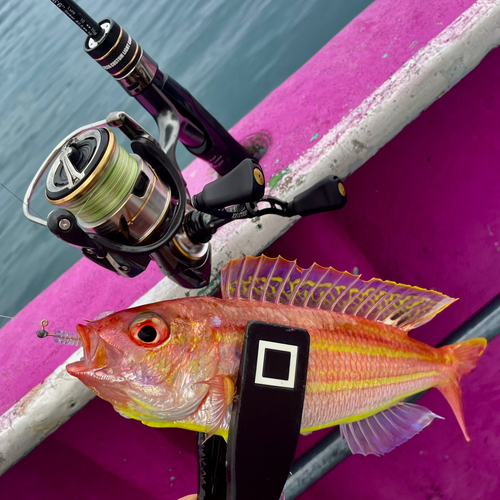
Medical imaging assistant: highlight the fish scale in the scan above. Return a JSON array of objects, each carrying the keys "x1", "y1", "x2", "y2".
[{"x1": 205, "y1": 299, "x2": 449, "y2": 431}]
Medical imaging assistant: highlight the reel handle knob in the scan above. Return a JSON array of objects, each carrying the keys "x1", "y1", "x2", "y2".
[
  {"x1": 288, "y1": 176, "x2": 347, "y2": 217},
  {"x1": 192, "y1": 158, "x2": 265, "y2": 213}
]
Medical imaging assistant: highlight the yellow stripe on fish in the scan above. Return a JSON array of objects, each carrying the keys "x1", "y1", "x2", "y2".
[
  {"x1": 307, "y1": 371, "x2": 441, "y2": 393},
  {"x1": 309, "y1": 341, "x2": 440, "y2": 361}
]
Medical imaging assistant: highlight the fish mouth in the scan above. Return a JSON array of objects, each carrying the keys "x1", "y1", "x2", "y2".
[
  {"x1": 67, "y1": 323, "x2": 108, "y2": 375},
  {"x1": 76, "y1": 323, "x2": 92, "y2": 358}
]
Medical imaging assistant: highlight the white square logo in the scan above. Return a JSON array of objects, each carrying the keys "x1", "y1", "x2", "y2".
[{"x1": 254, "y1": 340, "x2": 298, "y2": 389}]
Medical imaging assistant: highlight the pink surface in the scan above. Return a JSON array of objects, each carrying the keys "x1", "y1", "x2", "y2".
[
  {"x1": 0, "y1": 0, "x2": 477, "y2": 416},
  {"x1": 5, "y1": 43, "x2": 500, "y2": 497},
  {"x1": 229, "y1": 0, "x2": 477, "y2": 182},
  {"x1": 4, "y1": 0, "x2": 498, "y2": 499}
]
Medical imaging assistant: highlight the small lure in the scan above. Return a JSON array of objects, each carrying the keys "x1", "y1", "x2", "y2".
[
  {"x1": 61, "y1": 255, "x2": 486, "y2": 457},
  {"x1": 36, "y1": 320, "x2": 83, "y2": 347}
]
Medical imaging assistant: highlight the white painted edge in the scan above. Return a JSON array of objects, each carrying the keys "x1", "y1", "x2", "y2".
[{"x1": 2, "y1": 0, "x2": 500, "y2": 476}]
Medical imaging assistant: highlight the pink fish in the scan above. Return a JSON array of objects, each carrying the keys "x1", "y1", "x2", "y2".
[{"x1": 67, "y1": 255, "x2": 486, "y2": 456}]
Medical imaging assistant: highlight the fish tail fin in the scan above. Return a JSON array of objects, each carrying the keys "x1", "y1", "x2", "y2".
[
  {"x1": 446, "y1": 338, "x2": 487, "y2": 377},
  {"x1": 437, "y1": 338, "x2": 487, "y2": 441}
]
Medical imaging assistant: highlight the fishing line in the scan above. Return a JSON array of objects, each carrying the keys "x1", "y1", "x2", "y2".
[
  {"x1": 0, "y1": 181, "x2": 44, "y2": 219},
  {"x1": 68, "y1": 142, "x2": 139, "y2": 224},
  {"x1": 0, "y1": 314, "x2": 39, "y2": 324},
  {"x1": 74, "y1": 184, "x2": 96, "y2": 219}
]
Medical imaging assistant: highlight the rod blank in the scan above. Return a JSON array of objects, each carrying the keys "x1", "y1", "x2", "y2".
[{"x1": 50, "y1": 0, "x2": 104, "y2": 38}]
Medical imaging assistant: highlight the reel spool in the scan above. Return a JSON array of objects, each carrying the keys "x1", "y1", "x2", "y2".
[{"x1": 45, "y1": 128, "x2": 171, "y2": 245}]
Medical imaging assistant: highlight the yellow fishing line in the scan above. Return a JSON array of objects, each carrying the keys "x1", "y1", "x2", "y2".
[{"x1": 65, "y1": 144, "x2": 138, "y2": 224}]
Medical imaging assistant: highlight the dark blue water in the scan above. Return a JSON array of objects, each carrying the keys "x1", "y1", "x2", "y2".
[{"x1": 0, "y1": 0, "x2": 373, "y2": 326}]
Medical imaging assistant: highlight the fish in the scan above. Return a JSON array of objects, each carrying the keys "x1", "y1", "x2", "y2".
[{"x1": 67, "y1": 255, "x2": 487, "y2": 456}]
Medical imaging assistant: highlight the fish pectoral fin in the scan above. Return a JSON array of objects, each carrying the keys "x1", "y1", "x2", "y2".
[
  {"x1": 340, "y1": 402, "x2": 443, "y2": 457},
  {"x1": 202, "y1": 375, "x2": 235, "y2": 441}
]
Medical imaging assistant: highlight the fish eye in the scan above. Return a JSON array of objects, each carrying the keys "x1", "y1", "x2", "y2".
[
  {"x1": 137, "y1": 325, "x2": 158, "y2": 343},
  {"x1": 129, "y1": 313, "x2": 170, "y2": 347}
]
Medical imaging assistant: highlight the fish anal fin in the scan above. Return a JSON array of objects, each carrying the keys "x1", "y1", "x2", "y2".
[
  {"x1": 340, "y1": 403, "x2": 442, "y2": 456},
  {"x1": 221, "y1": 255, "x2": 455, "y2": 331},
  {"x1": 437, "y1": 338, "x2": 487, "y2": 442},
  {"x1": 200, "y1": 375, "x2": 234, "y2": 441}
]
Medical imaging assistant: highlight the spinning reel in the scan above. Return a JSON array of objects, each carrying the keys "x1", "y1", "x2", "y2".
[
  {"x1": 23, "y1": 2, "x2": 347, "y2": 289},
  {"x1": 24, "y1": 110, "x2": 346, "y2": 288}
]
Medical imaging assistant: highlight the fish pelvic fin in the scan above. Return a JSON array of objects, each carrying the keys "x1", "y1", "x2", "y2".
[
  {"x1": 437, "y1": 338, "x2": 487, "y2": 441},
  {"x1": 221, "y1": 255, "x2": 455, "y2": 330}
]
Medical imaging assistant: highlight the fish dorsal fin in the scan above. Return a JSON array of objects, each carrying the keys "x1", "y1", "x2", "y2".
[
  {"x1": 340, "y1": 402, "x2": 442, "y2": 456},
  {"x1": 220, "y1": 255, "x2": 455, "y2": 330}
]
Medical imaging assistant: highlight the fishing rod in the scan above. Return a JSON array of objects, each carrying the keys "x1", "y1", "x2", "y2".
[
  {"x1": 24, "y1": 0, "x2": 347, "y2": 289},
  {"x1": 49, "y1": 0, "x2": 250, "y2": 174}
]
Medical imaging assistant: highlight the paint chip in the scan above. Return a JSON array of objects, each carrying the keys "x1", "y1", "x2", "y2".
[
  {"x1": 382, "y1": 54, "x2": 388, "y2": 58},
  {"x1": 310, "y1": 133, "x2": 319, "y2": 142},
  {"x1": 268, "y1": 166, "x2": 291, "y2": 191}
]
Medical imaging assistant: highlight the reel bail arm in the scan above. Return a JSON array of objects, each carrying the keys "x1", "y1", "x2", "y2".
[
  {"x1": 24, "y1": 111, "x2": 211, "y2": 284},
  {"x1": 23, "y1": 112, "x2": 159, "y2": 229}
]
